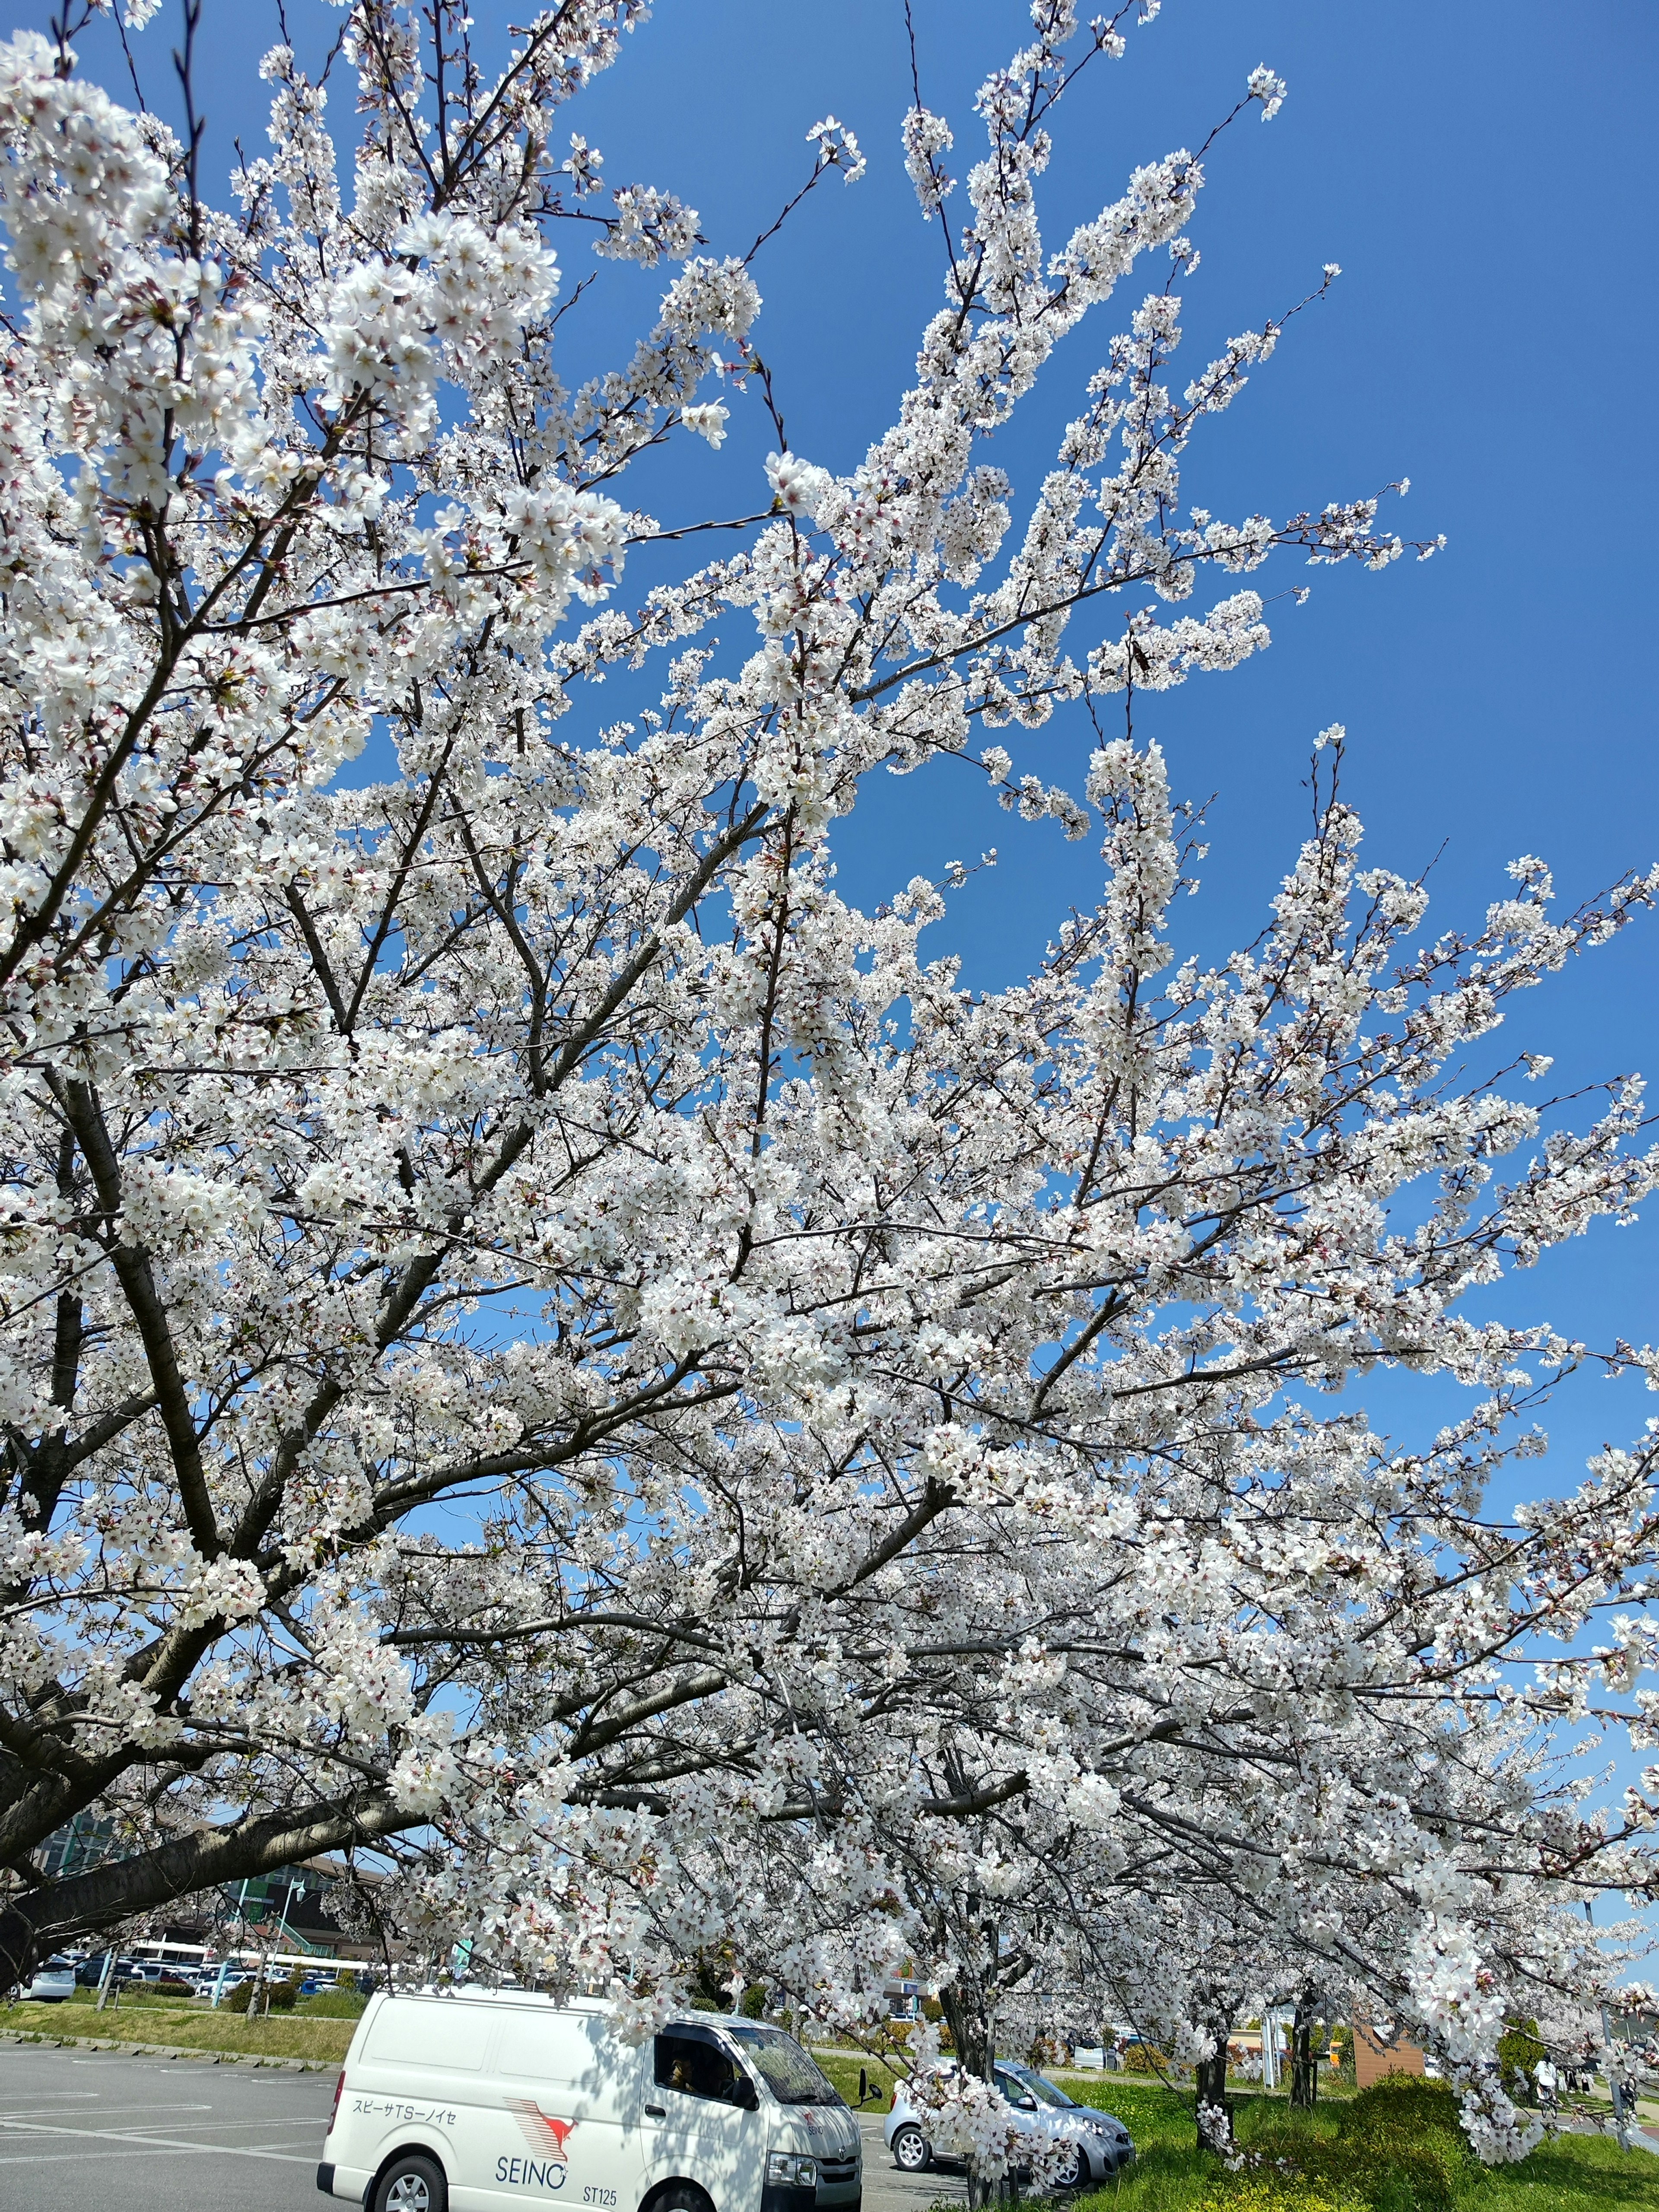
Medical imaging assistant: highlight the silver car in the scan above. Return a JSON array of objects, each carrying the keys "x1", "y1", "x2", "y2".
[
  {"x1": 24, "y1": 1958, "x2": 76, "y2": 2003},
  {"x1": 885, "y1": 2061, "x2": 1135, "y2": 2187}
]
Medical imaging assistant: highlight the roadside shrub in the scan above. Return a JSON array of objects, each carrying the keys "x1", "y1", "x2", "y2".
[
  {"x1": 237, "y1": 1971, "x2": 301, "y2": 2014},
  {"x1": 1346, "y1": 2076, "x2": 1461, "y2": 2135},
  {"x1": 1228, "y1": 2072, "x2": 1469, "y2": 2212},
  {"x1": 1243, "y1": 2121, "x2": 1465, "y2": 2212},
  {"x1": 299, "y1": 1985, "x2": 370, "y2": 2017},
  {"x1": 1124, "y1": 2044, "x2": 1170, "y2": 2075},
  {"x1": 154, "y1": 1977, "x2": 194, "y2": 1999}
]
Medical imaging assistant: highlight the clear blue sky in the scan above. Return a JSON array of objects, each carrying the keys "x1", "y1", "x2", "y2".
[{"x1": 12, "y1": 2, "x2": 1656, "y2": 1524}]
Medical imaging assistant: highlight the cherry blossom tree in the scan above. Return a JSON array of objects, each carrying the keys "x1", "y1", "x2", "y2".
[{"x1": 0, "y1": 3, "x2": 1656, "y2": 2146}]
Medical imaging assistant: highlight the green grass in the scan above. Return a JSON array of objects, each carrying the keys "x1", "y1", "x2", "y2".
[
  {"x1": 2, "y1": 1994, "x2": 356, "y2": 2061},
  {"x1": 1053, "y1": 2080, "x2": 1659, "y2": 2212},
  {"x1": 811, "y1": 2048, "x2": 909, "y2": 2108},
  {"x1": 1465, "y1": 2133, "x2": 1659, "y2": 2212}
]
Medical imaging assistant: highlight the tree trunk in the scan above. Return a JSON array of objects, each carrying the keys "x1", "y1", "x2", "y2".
[
  {"x1": 0, "y1": 1789, "x2": 409, "y2": 1990},
  {"x1": 942, "y1": 1980, "x2": 1017, "y2": 2212},
  {"x1": 1195, "y1": 2011, "x2": 1234, "y2": 2152},
  {"x1": 1290, "y1": 2001, "x2": 1319, "y2": 2112}
]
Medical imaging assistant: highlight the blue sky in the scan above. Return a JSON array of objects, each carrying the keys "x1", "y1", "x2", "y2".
[{"x1": 10, "y1": 0, "x2": 1657, "y2": 1784}]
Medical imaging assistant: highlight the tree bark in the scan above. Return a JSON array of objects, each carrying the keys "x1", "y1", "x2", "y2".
[
  {"x1": 1194, "y1": 2006, "x2": 1235, "y2": 2152},
  {"x1": 0, "y1": 1790, "x2": 410, "y2": 1990},
  {"x1": 1290, "y1": 1998, "x2": 1319, "y2": 2112},
  {"x1": 941, "y1": 1975, "x2": 1019, "y2": 2212}
]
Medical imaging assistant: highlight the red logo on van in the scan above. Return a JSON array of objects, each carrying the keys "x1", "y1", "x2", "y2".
[{"x1": 507, "y1": 2100, "x2": 579, "y2": 2162}]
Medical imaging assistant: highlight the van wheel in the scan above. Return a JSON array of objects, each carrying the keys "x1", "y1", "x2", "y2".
[
  {"x1": 373, "y1": 2150, "x2": 447, "y2": 2212},
  {"x1": 650, "y1": 2187, "x2": 715, "y2": 2212},
  {"x1": 892, "y1": 2126, "x2": 932, "y2": 2173}
]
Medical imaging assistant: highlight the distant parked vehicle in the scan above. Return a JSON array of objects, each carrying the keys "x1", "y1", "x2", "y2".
[
  {"x1": 72, "y1": 1953, "x2": 148, "y2": 1988},
  {"x1": 203, "y1": 1969, "x2": 255, "y2": 1999},
  {"x1": 23, "y1": 1958, "x2": 76, "y2": 2003},
  {"x1": 886, "y1": 2061, "x2": 1136, "y2": 2188}
]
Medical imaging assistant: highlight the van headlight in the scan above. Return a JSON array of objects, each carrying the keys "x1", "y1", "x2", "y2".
[{"x1": 767, "y1": 2153, "x2": 819, "y2": 2189}]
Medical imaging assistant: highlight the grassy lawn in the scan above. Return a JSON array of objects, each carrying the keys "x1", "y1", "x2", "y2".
[
  {"x1": 2, "y1": 1987, "x2": 357, "y2": 2062},
  {"x1": 807, "y1": 2066, "x2": 1659, "y2": 2212},
  {"x1": 1053, "y1": 2079, "x2": 1659, "y2": 2212},
  {"x1": 812, "y1": 2047, "x2": 910, "y2": 2108}
]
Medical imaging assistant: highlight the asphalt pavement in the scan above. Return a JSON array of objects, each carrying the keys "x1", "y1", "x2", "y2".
[
  {"x1": 0, "y1": 2046, "x2": 962, "y2": 2212},
  {"x1": 0, "y1": 2039, "x2": 336, "y2": 2211},
  {"x1": 857, "y1": 2111, "x2": 966, "y2": 2212}
]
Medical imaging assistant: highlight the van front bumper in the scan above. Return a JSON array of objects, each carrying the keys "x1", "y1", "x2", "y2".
[
  {"x1": 762, "y1": 2187, "x2": 861, "y2": 2212},
  {"x1": 763, "y1": 2185, "x2": 817, "y2": 2212}
]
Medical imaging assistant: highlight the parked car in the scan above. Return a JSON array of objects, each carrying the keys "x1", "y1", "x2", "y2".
[
  {"x1": 299, "y1": 1974, "x2": 340, "y2": 1996},
  {"x1": 72, "y1": 1952, "x2": 147, "y2": 1988},
  {"x1": 886, "y1": 2061, "x2": 1135, "y2": 2187},
  {"x1": 202, "y1": 1969, "x2": 256, "y2": 2000},
  {"x1": 22, "y1": 1958, "x2": 76, "y2": 2003}
]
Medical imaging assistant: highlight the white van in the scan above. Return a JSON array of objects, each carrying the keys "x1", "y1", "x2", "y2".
[{"x1": 317, "y1": 1992, "x2": 862, "y2": 2212}]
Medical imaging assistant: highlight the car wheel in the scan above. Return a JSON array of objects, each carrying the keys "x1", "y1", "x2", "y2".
[
  {"x1": 892, "y1": 2126, "x2": 932, "y2": 2173},
  {"x1": 1059, "y1": 2142, "x2": 1089, "y2": 2189},
  {"x1": 372, "y1": 2150, "x2": 447, "y2": 2212}
]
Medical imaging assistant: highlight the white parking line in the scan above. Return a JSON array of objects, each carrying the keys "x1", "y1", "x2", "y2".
[
  {"x1": 0, "y1": 2102, "x2": 212, "y2": 2119},
  {"x1": 120, "y1": 2117, "x2": 323, "y2": 2137},
  {"x1": 0, "y1": 2117, "x2": 313, "y2": 2164},
  {"x1": 0, "y1": 2148, "x2": 193, "y2": 2169}
]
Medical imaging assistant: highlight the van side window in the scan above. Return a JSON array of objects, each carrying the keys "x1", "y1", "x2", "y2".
[{"x1": 655, "y1": 2029, "x2": 741, "y2": 2103}]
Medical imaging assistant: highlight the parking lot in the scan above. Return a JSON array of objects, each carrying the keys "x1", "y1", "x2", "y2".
[
  {"x1": 0, "y1": 2040, "x2": 335, "y2": 2210},
  {"x1": 0, "y1": 2042, "x2": 962, "y2": 2212}
]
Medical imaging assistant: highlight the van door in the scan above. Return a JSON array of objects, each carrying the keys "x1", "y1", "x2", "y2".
[
  {"x1": 641, "y1": 2024, "x2": 763, "y2": 2212},
  {"x1": 340, "y1": 1993, "x2": 490, "y2": 2199},
  {"x1": 481, "y1": 2008, "x2": 643, "y2": 2212}
]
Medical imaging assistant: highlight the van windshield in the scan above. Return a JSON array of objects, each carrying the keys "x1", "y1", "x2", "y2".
[{"x1": 721, "y1": 2025, "x2": 844, "y2": 2107}]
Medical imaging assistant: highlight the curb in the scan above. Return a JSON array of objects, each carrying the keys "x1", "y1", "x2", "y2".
[{"x1": 0, "y1": 2027, "x2": 336, "y2": 2071}]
